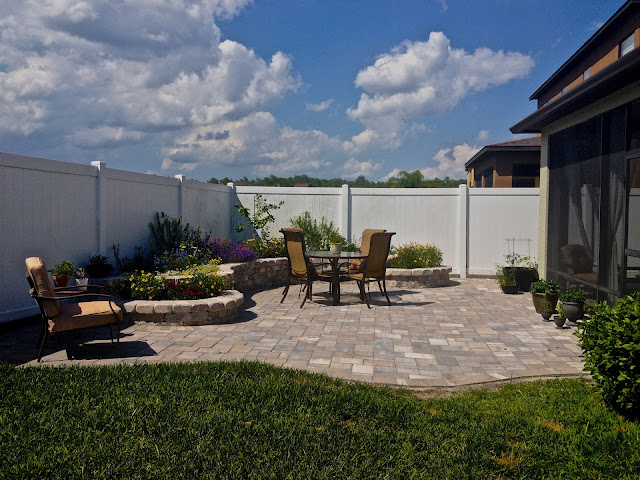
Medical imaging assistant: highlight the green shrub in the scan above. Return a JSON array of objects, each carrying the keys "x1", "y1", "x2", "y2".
[
  {"x1": 390, "y1": 243, "x2": 442, "y2": 269},
  {"x1": 576, "y1": 292, "x2": 640, "y2": 419},
  {"x1": 529, "y1": 279, "x2": 560, "y2": 294},
  {"x1": 559, "y1": 287, "x2": 586, "y2": 304},
  {"x1": 289, "y1": 211, "x2": 345, "y2": 251},
  {"x1": 49, "y1": 260, "x2": 78, "y2": 278},
  {"x1": 495, "y1": 264, "x2": 516, "y2": 287}
]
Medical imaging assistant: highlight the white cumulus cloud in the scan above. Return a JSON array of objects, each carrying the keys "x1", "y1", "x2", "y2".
[
  {"x1": 306, "y1": 99, "x2": 334, "y2": 112},
  {"x1": 345, "y1": 32, "x2": 534, "y2": 153},
  {"x1": 477, "y1": 129, "x2": 489, "y2": 141},
  {"x1": 341, "y1": 158, "x2": 383, "y2": 179},
  {"x1": 421, "y1": 143, "x2": 480, "y2": 180}
]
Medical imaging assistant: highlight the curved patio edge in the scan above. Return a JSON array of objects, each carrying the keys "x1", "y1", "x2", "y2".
[{"x1": 123, "y1": 290, "x2": 243, "y2": 326}]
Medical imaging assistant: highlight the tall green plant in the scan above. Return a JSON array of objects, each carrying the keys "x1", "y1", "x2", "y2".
[
  {"x1": 576, "y1": 292, "x2": 640, "y2": 419},
  {"x1": 148, "y1": 212, "x2": 190, "y2": 253},
  {"x1": 235, "y1": 194, "x2": 284, "y2": 241},
  {"x1": 290, "y1": 211, "x2": 345, "y2": 251}
]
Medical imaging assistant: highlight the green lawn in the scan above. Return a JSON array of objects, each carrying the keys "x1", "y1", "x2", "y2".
[{"x1": 1, "y1": 361, "x2": 638, "y2": 479}]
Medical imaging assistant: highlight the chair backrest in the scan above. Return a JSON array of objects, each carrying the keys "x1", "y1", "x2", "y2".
[
  {"x1": 25, "y1": 257, "x2": 60, "y2": 318},
  {"x1": 363, "y1": 232, "x2": 395, "y2": 278},
  {"x1": 280, "y1": 228, "x2": 308, "y2": 277},
  {"x1": 360, "y1": 229, "x2": 386, "y2": 254}
]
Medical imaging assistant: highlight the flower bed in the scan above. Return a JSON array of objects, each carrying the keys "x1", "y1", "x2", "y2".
[{"x1": 123, "y1": 290, "x2": 243, "y2": 326}]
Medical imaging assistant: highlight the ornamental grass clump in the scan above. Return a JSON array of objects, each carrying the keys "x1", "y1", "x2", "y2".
[
  {"x1": 390, "y1": 243, "x2": 443, "y2": 269},
  {"x1": 576, "y1": 291, "x2": 640, "y2": 420}
]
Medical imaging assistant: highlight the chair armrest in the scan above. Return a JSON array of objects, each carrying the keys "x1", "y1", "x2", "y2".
[
  {"x1": 32, "y1": 292, "x2": 115, "y2": 302},
  {"x1": 54, "y1": 284, "x2": 104, "y2": 293}
]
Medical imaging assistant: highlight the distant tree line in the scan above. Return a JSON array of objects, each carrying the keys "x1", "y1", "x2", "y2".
[{"x1": 208, "y1": 170, "x2": 465, "y2": 188}]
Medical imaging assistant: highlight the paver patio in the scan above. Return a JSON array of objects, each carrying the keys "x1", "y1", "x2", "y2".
[{"x1": 1, "y1": 278, "x2": 586, "y2": 388}]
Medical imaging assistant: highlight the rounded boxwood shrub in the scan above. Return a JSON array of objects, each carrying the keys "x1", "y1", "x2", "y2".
[{"x1": 576, "y1": 292, "x2": 640, "y2": 419}]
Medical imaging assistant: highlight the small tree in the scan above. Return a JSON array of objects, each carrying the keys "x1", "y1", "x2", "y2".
[{"x1": 235, "y1": 194, "x2": 284, "y2": 241}]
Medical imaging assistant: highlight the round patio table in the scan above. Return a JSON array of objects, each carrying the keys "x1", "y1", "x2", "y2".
[{"x1": 305, "y1": 250, "x2": 367, "y2": 305}]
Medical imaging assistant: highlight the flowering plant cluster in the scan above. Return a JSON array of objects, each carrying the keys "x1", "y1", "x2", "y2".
[
  {"x1": 126, "y1": 270, "x2": 228, "y2": 300},
  {"x1": 129, "y1": 271, "x2": 166, "y2": 300},
  {"x1": 165, "y1": 259, "x2": 221, "y2": 277},
  {"x1": 165, "y1": 272, "x2": 228, "y2": 300},
  {"x1": 242, "y1": 237, "x2": 286, "y2": 258},
  {"x1": 209, "y1": 237, "x2": 258, "y2": 263},
  {"x1": 390, "y1": 243, "x2": 443, "y2": 269}
]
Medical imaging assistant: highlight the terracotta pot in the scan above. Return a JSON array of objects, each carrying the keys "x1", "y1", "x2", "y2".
[{"x1": 52, "y1": 275, "x2": 69, "y2": 288}]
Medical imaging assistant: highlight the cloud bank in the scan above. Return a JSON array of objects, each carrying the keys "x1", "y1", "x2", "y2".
[{"x1": 345, "y1": 32, "x2": 534, "y2": 153}]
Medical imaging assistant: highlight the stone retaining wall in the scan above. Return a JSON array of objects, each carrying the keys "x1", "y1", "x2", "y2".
[
  {"x1": 219, "y1": 257, "x2": 288, "y2": 290},
  {"x1": 123, "y1": 290, "x2": 243, "y2": 326},
  {"x1": 385, "y1": 266, "x2": 451, "y2": 288}
]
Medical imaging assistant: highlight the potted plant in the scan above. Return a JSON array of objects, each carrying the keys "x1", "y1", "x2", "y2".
[
  {"x1": 72, "y1": 267, "x2": 88, "y2": 291},
  {"x1": 496, "y1": 265, "x2": 518, "y2": 294},
  {"x1": 328, "y1": 232, "x2": 344, "y2": 254},
  {"x1": 504, "y1": 253, "x2": 539, "y2": 292},
  {"x1": 530, "y1": 279, "x2": 560, "y2": 321},
  {"x1": 86, "y1": 254, "x2": 113, "y2": 278},
  {"x1": 49, "y1": 260, "x2": 78, "y2": 287},
  {"x1": 558, "y1": 287, "x2": 586, "y2": 323}
]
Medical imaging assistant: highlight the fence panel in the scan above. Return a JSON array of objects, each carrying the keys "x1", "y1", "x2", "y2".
[
  {"x1": 183, "y1": 180, "x2": 232, "y2": 239},
  {"x1": 351, "y1": 188, "x2": 461, "y2": 270},
  {"x1": 233, "y1": 187, "x2": 341, "y2": 242},
  {"x1": 0, "y1": 153, "x2": 99, "y2": 322},
  {"x1": 467, "y1": 188, "x2": 540, "y2": 275}
]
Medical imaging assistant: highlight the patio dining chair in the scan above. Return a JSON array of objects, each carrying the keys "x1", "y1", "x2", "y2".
[
  {"x1": 345, "y1": 232, "x2": 395, "y2": 308},
  {"x1": 25, "y1": 257, "x2": 123, "y2": 362},
  {"x1": 348, "y1": 228, "x2": 386, "y2": 272},
  {"x1": 280, "y1": 228, "x2": 334, "y2": 307}
]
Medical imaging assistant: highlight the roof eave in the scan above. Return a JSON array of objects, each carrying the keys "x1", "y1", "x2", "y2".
[{"x1": 511, "y1": 48, "x2": 640, "y2": 134}]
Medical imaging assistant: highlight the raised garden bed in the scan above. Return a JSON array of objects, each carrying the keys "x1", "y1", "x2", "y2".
[
  {"x1": 123, "y1": 290, "x2": 243, "y2": 326},
  {"x1": 385, "y1": 266, "x2": 451, "y2": 288}
]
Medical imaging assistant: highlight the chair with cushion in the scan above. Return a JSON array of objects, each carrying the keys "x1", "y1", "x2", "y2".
[
  {"x1": 280, "y1": 228, "x2": 334, "y2": 307},
  {"x1": 26, "y1": 257, "x2": 123, "y2": 362},
  {"x1": 349, "y1": 229, "x2": 386, "y2": 272},
  {"x1": 345, "y1": 232, "x2": 395, "y2": 308}
]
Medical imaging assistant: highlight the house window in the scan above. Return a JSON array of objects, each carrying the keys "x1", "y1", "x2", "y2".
[
  {"x1": 483, "y1": 167, "x2": 493, "y2": 188},
  {"x1": 512, "y1": 163, "x2": 540, "y2": 187},
  {"x1": 621, "y1": 33, "x2": 635, "y2": 57},
  {"x1": 583, "y1": 67, "x2": 591, "y2": 80}
]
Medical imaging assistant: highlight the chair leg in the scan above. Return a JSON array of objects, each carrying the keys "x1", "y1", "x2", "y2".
[
  {"x1": 115, "y1": 323, "x2": 122, "y2": 358},
  {"x1": 300, "y1": 279, "x2": 311, "y2": 308},
  {"x1": 281, "y1": 277, "x2": 291, "y2": 303},
  {"x1": 37, "y1": 324, "x2": 49, "y2": 363},
  {"x1": 382, "y1": 278, "x2": 391, "y2": 305},
  {"x1": 363, "y1": 281, "x2": 371, "y2": 309}
]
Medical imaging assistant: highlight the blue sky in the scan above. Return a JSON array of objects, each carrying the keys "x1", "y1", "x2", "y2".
[{"x1": 0, "y1": 0, "x2": 624, "y2": 181}]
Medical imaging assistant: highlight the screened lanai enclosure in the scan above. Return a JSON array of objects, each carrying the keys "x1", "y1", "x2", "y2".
[{"x1": 547, "y1": 99, "x2": 640, "y2": 303}]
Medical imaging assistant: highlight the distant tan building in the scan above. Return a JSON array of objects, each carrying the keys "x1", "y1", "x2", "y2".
[{"x1": 465, "y1": 137, "x2": 541, "y2": 188}]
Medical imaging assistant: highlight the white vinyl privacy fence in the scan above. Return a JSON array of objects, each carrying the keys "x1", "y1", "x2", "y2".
[{"x1": 1, "y1": 152, "x2": 539, "y2": 323}]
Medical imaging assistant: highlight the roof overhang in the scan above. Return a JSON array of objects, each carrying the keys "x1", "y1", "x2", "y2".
[
  {"x1": 511, "y1": 47, "x2": 640, "y2": 134},
  {"x1": 529, "y1": 0, "x2": 640, "y2": 101},
  {"x1": 465, "y1": 144, "x2": 541, "y2": 169}
]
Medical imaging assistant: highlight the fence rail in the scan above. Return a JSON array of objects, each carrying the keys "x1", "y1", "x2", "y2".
[{"x1": 0, "y1": 152, "x2": 539, "y2": 323}]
